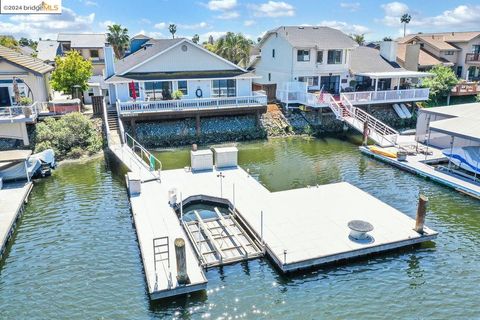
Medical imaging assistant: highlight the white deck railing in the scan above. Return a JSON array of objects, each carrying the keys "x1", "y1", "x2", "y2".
[
  {"x1": 117, "y1": 94, "x2": 267, "y2": 115},
  {"x1": 341, "y1": 88, "x2": 430, "y2": 105},
  {"x1": 0, "y1": 102, "x2": 42, "y2": 122},
  {"x1": 276, "y1": 90, "x2": 332, "y2": 107}
]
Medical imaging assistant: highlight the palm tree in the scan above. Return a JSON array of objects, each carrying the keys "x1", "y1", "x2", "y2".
[
  {"x1": 400, "y1": 13, "x2": 412, "y2": 37},
  {"x1": 192, "y1": 34, "x2": 200, "y2": 44},
  {"x1": 214, "y1": 32, "x2": 251, "y2": 68},
  {"x1": 169, "y1": 24, "x2": 177, "y2": 39},
  {"x1": 351, "y1": 34, "x2": 365, "y2": 45},
  {"x1": 106, "y1": 24, "x2": 129, "y2": 59}
]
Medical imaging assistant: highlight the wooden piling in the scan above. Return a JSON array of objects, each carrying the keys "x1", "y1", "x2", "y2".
[
  {"x1": 415, "y1": 194, "x2": 428, "y2": 234},
  {"x1": 195, "y1": 114, "x2": 201, "y2": 136},
  {"x1": 362, "y1": 121, "x2": 369, "y2": 146},
  {"x1": 175, "y1": 238, "x2": 189, "y2": 284}
]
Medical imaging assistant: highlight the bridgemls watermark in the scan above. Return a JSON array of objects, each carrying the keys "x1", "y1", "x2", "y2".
[{"x1": 0, "y1": 0, "x2": 62, "y2": 14}]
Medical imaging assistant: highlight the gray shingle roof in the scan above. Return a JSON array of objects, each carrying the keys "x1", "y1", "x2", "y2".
[
  {"x1": 36, "y1": 40, "x2": 60, "y2": 62},
  {"x1": 349, "y1": 46, "x2": 403, "y2": 74},
  {"x1": 57, "y1": 33, "x2": 107, "y2": 48},
  {"x1": 114, "y1": 38, "x2": 185, "y2": 75},
  {"x1": 0, "y1": 45, "x2": 54, "y2": 74},
  {"x1": 264, "y1": 26, "x2": 358, "y2": 49}
]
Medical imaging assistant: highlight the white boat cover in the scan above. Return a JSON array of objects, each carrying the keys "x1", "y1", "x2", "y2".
[{"x1": 442, "y1": 146, "x2": 480, "y2": 175}]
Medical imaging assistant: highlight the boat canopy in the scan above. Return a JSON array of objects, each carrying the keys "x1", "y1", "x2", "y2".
[
  {"x1": 430, "y1": 117, "x2": 480, "y2": 143},
  {"x1": 0, "y1": 150, "x2": 32, "y2": 163}
]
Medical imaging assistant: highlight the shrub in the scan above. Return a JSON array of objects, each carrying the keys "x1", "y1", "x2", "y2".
[
  {"x1": 34, "y1": 112, "x2": 102, "y2": 160},
  {"x1": 476, "y1": 93, "x2": 480, "y2": 102}
]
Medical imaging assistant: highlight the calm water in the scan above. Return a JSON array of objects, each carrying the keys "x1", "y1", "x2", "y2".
[{"x1": 1, "y1": 136, "x2": 480, "y2": 319}]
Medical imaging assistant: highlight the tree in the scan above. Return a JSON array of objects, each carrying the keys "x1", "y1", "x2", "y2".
[
  {"x1": 421, "y1": 65, "x2": 458, "y2": 105},
  {"x1": 192, "y1": 34, "x2": 200, "y2": 44},
  {"x1": 351, "y1": 34, "x2": 365, "y2": 45},
  {"x1": 383, "y1": 37, "x2": 392, "y2": 41},
  {"x1": 19, "y1": 37, "x2": 37, "y2": 49},
  {"x1": 169, "y1": 24, "x2": 177, "y2": 39},
  {"x1": 106, "y1": 24, "x2": 130, "y2": 59},
  {"x1": 50, "y1": 50, "x2": 93, "y2": 95},
  {"x1": 0, "y1": 35, "x2": 19, "y2": 50},
  {"x1": 400, "y1": 13, "x2": 411, "y2": 37},
  {"x1": 214, "y1": 32, "x2": 251, "y2": 68}
]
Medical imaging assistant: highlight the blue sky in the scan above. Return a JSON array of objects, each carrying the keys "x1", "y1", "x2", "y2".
[{"x1": 1, "y1": 0, "x2": 480, "y2": 42}]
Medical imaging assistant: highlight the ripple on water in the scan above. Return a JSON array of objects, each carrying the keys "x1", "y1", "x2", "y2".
[{"x1": 0, "y1": 137, "x2": 480, "y2": 319}]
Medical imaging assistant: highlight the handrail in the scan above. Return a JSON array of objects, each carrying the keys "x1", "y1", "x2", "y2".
[
  {"x1": 0, "y1": 102, "x2": 39, "y2": 121},
  {"x1": 101, "y1": 98, "x2": 111, "y2": 147},
  {"x1": 124, "y1": 131, "x2": 162, "y2": 173},
  {"x1": 337, "y1": 88, "x2": 430, "y2": 105},
  {"x1": 116, "y1": 99, "x2": 125, "y2": 144},
  {"x1": 118, "y1": 94, "x2": 267, "y2": 114}
]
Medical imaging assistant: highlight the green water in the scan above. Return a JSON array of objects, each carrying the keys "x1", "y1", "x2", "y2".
[{"x1": 1, "y1": 136, "x2": 480, "y2": 319}]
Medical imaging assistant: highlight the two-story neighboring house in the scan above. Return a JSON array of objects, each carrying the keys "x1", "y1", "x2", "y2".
[
  {"x1": 397, "y1": 32, "x2": 480, "y2": 81},
  {"x1": 253, "y1": 26, "x2": 358, "y2": 98},
  {"x1": 57, "y1": 33, "x2": 108, "y2": 103}
]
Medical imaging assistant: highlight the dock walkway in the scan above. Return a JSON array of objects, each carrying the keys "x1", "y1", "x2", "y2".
[
  {"x1": 0, "y1": 181, "x2": 33, "y2": 260},
  {"x1": 360, "y1": 145, "x2": 480, "y2": 199}
]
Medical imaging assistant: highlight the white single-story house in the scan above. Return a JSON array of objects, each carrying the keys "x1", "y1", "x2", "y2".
[
  {"x1": 0, "y1": 45, "x2": 53, "y2": 106},
  {"x1": 104, "y1": 38, "x2": 265, "y2": 114}
]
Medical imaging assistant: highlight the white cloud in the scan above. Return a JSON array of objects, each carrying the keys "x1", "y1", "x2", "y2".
[
  {"x1": 154, "y1": 22, "x2": 167, "y2": 29},
  {"x1": 200, "y1": 31, "x2": 227, "y2": 42},
  {"x1": 207, "y1": 0, "x2": 237, "y2": 11},
  {"x1": 2, "y1": 7, "x2": 95, "y2": 39},
  {"x1": 155, "y1": 22, "x2": 210, "y2": 30},
  {"x1": 340, "y1": 2, "x2": 360, "y2": 11},
  {"x1": 178, "y1": 22, "x2": 211, "y2": 30},
  {"x1": 250, "y1": 1, "x2": 295, "y2": 17},
  {"x1": 379, "y1": 3, "x2": 480, "y2": 32},
  {"x1": 217, "y1": 11, "x2": 240, "y2": 19},
  {"x1": 99, "y1": 20, "x2": 115, "y2": 30},
  {"x1": 244, "y1": 20, "x2": 255, "y2": 26},
  {"x1": 320, "y1": 20, "x2": 370, "y2": 35},
  {"x1": 140, "y1": 18, "x2": 151, "y2": 25},
  {"x1": 136, "y1": 30, "x2": 164, "y2": 39},
  {"x1": 84, "y1": 0, "x2": 98, "y2": 6},
  {"x1": 380, "y1": 2, "x2": 410, "y2": 26}
]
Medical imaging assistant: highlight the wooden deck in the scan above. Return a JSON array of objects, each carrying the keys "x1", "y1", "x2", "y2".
[{"x1": 0, "y1": 181, "x2": 33, "y2": 260}]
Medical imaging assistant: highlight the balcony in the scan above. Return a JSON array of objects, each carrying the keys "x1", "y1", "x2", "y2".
[
  {"x1": 341, "y1": 88, "x2": 430, "y2": 105},
  {"x1": 0, "y1": 102, "x2": 41, "y2": 123},
  {"x1": 465, "y1": 53, "x2": 480, "y2": 64},
  {"x1": 117, "y1": 93, "x2": 268, "y2": 116}
]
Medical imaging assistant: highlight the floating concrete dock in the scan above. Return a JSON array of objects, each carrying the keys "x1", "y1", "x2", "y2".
[
  {"x1": 110, "y1": 134, "x2": 437, "y2": 300},
  {"x1": 0, "y1": 181, "x2": 33, "y2": 261},
  {"x1": 360, "y1": 145, "x2": 480, "y2": 200}
]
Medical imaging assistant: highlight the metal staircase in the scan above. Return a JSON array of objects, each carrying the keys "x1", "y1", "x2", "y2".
[{"x1": 327, "y1": 95, "x2": 399, "y2": 147}]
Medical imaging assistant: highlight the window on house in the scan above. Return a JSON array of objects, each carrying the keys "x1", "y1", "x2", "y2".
[
  {"x1": 327, "y1": 50, "x2": 343, "y2": 64},
  {"x1": 129, "y1": 82, "x2": 140, "y2": 98},
  {"x1": 297, "y1": 49, "x2": 310, "y2": 62},
  {"x1": 444, "y1": 51, "x2": 454, "y2": 55},
  {"x1": 298, "y1": 76, "x2": 319, "y2": 87},
  {"x1": 473, "y1": 45, "x2": 480, "y2": 54},
  {"x1": 144, "y1": 81, "x2": 172, "y2": 100},
  {"x1": 90, "y1": 49, "x2": 99, "y2": 59},
  {"x1": 316, "y1": 51, "x2": 323, "y2": 63},
  {"x1": 272, "y1": 49, "x2": 275, "y2": 58},
  {"x1": 177, "y1": 80, "x2": 188, "y2": 95},
  {"x1": 268, "y1": 73, "x2": 271, "y2": 81},
  {"x1": 212, "y1": 79, "x2": 236, "y2": 97}
]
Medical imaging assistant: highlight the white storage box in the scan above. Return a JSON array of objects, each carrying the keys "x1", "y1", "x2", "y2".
[
  {"x1": 213, "y1": 147, "x2": 238, "y2": 168},
  {"x1": 190, "y1": 150, "x2": 213, "y2": 172},
  {"x1": 127, "y1": 172, "x2": 141, "y2": 195}
]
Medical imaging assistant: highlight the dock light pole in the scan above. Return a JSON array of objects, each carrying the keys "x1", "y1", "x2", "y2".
[{"x1": 217, "y1": 172, "x2": 225, "y2": 198}]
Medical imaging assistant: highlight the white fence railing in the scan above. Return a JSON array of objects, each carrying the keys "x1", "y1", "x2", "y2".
[
  {"x1": 276, "y1": 90, "x2": 332, "y2": 107},
  {"x1": 0, "y1": 102, "x2": 41, "y2": 121},
  {"x1": 341, "y1": 88, "x2": 430, "y2": 105},
  {"x1": 117, "y1": 94, "x2": 267, "y2": 115}
]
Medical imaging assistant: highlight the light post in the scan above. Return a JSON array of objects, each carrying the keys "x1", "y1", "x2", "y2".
[{"x1": 217, "y1": 172, "x2": 225, "y2": 198}]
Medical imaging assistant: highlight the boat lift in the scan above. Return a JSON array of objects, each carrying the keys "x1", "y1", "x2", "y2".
[{"x1": 182, "y1": 207, "x2": 263, "y2": 268}]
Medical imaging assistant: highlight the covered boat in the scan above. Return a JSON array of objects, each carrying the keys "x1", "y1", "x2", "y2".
[
  {"x1": 0, "y1": 149, "x2": 55, "y2": 181},
  {"x1": 442, "y1": 146, "x2": 480, "y2": 175}
]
